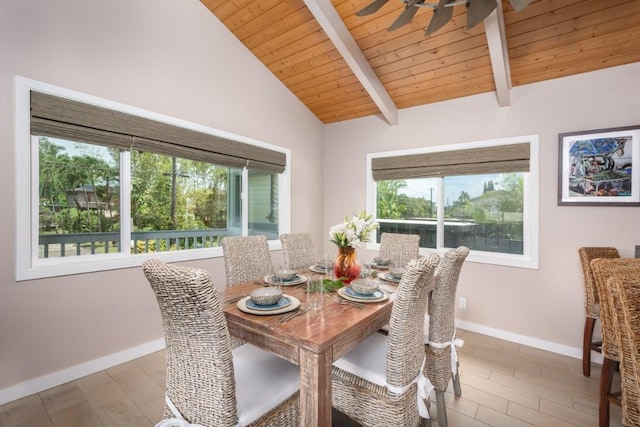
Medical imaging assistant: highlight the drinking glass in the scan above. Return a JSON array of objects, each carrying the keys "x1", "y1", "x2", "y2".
[
  {"x1": 272, "y1": 264, "x2": 284, "y2": 291},
  {"x1": 323, "y1": 254, "x2": 334, "y2": 278},
  {"x1": 360, "y1": 259, "x2": 373, "y2": 278},
  {"x1": 306, "y1": 276, "x2": 324, "y2": 310}
]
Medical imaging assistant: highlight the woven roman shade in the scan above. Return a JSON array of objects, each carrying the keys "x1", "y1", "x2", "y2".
[
  {"x1": 371, "y1": 143, "x2": 530, "y2": 181},
  {"x1": 30, "y1": 91, "x2": 286, "y2": 173}
]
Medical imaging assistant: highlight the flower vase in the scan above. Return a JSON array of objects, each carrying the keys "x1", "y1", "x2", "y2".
[{"x1": 333, "y1": 247, "x2": 361, "y2": 284}]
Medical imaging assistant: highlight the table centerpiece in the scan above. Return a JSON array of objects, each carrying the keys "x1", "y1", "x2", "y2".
[{"x1": 329, "y1": 211, "x2": 379, "y2": 284}]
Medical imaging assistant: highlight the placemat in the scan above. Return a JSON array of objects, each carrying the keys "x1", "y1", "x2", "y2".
[
  {"x1": 338, "y1": 287, "x2": 388, "y2": 303},
  {"x1": 263, "y1": 274, "x2": 308, "y2": 286},
  {"x1": 237, "y1": 295, "x2": 301, "y2": 315}
]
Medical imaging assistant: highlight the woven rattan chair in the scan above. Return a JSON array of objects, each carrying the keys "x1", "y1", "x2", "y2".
[
  {"x1": 280, "y1": 233, "x2": 317, "y2": 270},
  {"x1": 425, "y1": 246, "x2": 469, "y2": 427},
  {"x1": 222, "y1": 235, "x2": 274, "y2": 349},
  {"x1": 608, "y1": 277, "x2": 640, "y2": 427},
  {"x1": 578, "y1": 247, "x2": 620, "y2": 377},
  {"x1": 142, "y1": 259, "x2": 300, "y2": 427},
  {"x1": 331, "y1": 254, "x2": 441, "y2": 426},
  {"x1": 591, "y1": 258, "x2": 640, "y2": 427},
  {"x1": 221, "y1": 235, "x2": 273, "y2": 286},
  {"x1": 379, "y1": 232, "x2": 420, "y2": 267}
]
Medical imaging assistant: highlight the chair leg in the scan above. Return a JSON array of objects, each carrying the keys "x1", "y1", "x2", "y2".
[
  {"x1": 599, "y1": 357, "x2": 617, "y2": 427},
  {"x1": 436, "y1": 390, "x2": 447, "y2": 427},
  {"x1": 453, "y1": 362, "x2": 462, "y2": 397},
  {"x1": 584, "y1": 316, "x2": 597, "y2": 377}
]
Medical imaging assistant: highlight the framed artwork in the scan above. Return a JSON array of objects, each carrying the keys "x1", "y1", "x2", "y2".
[{"x1": 558, "y1": 125, "x2": 640, "y2": 206}]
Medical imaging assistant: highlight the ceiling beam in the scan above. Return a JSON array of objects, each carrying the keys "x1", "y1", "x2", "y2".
[
  {"x1": 303, "y1": 0, "x2": 399, "y2": 125},
  {"x1": 484, "y1": 1, "x2": 511, "y2": 107}
]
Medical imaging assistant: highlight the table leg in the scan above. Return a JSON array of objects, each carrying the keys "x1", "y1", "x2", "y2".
[{"x1": 299, "y1": 347, "x2": 333, "y2": 427}]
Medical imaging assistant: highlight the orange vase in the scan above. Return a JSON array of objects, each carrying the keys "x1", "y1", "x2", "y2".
[{"x1": 333, "y1": 246, "x2": 361, "y2": 284}]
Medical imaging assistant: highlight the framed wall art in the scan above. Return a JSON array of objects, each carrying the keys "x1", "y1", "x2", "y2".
[{"x1": 558, "y1": 125, "x2": 640, "y2": 206}]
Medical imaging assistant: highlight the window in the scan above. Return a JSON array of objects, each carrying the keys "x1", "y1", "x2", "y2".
[
  {"x1": 367, "y1": 136, "x2": 538, "y2": 269},
  {"x1": 16, "y1": 77, "x2": 290, "y2": 280}
]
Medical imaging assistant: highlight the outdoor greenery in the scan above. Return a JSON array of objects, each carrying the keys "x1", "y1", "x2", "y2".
[
  {"x1": 376, "y1": 175, "x2": 524, "y2": 239},
  {"x1": 38, "y1": 137, "x2": 229, "y2": 236}
]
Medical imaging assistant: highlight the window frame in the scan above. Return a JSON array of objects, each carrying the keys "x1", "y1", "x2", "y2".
[
  {"x1": 15, "y1": 76, "x2": 290, "y2": 281},
  {"x1": 366, "y1": 135, "x2": 539, "y2": 269}
]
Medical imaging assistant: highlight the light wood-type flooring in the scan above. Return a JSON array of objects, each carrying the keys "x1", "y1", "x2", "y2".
[{"x1": 0, "y1": 329, "x2": 624, "y2": 426}]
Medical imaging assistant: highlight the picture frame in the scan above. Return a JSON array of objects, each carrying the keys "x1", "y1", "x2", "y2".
[{"x1": 558, "y1": 125, "x2": 640, "y2": 206}]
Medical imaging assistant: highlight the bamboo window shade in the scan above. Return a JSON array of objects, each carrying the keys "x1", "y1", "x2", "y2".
[
  {"x1": 371, "y1": 143, "x2": 530, "y2": 181},
  {"x1": 30, "y1": 91, "x2": 286, "y2": 173}
]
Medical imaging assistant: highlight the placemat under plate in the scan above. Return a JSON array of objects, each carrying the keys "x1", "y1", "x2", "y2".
[
  {"x1": 377, "y1": 272, "x2": 401, "y2": 283},
  {"x1": 237, "y1": 295, "x2": 300, "y2": 315},
  {"x1": 342, "y1": 285, "x2": 385, "y2": 300},
  {"x1": 263, "y1": 274, "x2": 308, "y2": 286},
  {"x1": 338, "y1": 287, "x2": 388, "y2": 303},
  {"x1": 308, "y1": 265, "x2": 327, "y2": 274},
  {"x1": 370, "y1": 262, "x2": 390, "y2": 270}
]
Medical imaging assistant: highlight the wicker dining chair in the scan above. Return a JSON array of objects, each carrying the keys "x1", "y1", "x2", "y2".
[
  {"x1": 221, "y1": 235, "x2": 273, "y2": 286},
  {"x1": 379, "y1": 232, "x2": 420, "y2": 267},
  {"x1": 425, "y1": 246, "x2": 470, "y2": 427},
  {"x1": 280, "y1": 233, "x2": 317, "y2": 270},
  {"x1": 331, "y1": 253, "x2": 441, "y2": 426},
  {"x1": 590, "y1": 258, "x2": 640, "y2": 427},
  {"x1": 608, "y1": 277, "x2": 640, "y2": 427},
  {"x1": 142, "y1": 259, "x2": 300, "y2": 427},
  {"x1": 578, "y1": 247, "x2": 620, "y2": 377}
]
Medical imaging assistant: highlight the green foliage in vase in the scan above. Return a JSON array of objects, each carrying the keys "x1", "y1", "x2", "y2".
[{"x1": 322, "y1": 278, "x2": 345, "y2": 292}]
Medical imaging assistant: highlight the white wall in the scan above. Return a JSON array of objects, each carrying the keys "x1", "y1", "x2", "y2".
[
  {"x1": 0, "y1": 0, "x2": 323, "y2": 403},
  {"x1": 2, "y1": 0, "x2": 639, "y2": 406},
  {"x1": 324, "y1": 62, "x2": 640, "y2": 355}
]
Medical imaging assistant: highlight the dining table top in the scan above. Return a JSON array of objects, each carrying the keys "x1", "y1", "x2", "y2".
[
  {"x1": 221, "y1": 275, "x2": 396, "y2": 361},
  {"x1": 221, "y1": 271, "x2": 397, "y2": 426}
]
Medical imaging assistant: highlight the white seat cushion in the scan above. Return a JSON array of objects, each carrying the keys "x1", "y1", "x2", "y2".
[
  {"x1": 332, "y1": 333, "x2": 388, "y2": 387},
  {"x1": 233, "y1": 344, "x2": 300, "y2": 426},
  {"x1": 334, "y1": 318, "x2": 434, "y2": 421}
]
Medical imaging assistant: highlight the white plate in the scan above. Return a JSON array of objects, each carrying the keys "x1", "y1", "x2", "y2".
[
  {"x1": 308, "y1": 265, "x2": 327, "y2": 274},
  {"x1": 263, "y1": 274, "x2": 308, "y2": 286},
  {"x1": 237, "y1": 295, "x2": 301, "y2": 315},
  {"x1": 245, "y1": 296, "x2": 292, "y2": 311},
  {"x1": 377, "y1": 272, "x2": 401, "y2": 283},
  {"x1": 338, "y1": 287, "x2": 388, "y2": 303}
]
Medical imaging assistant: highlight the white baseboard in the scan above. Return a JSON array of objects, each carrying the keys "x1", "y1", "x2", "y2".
[
  {"x1": 456, "y1": 319, "x2": 603, "y2": 364},
  {"x1": 0, "y1": 320, "x2": 601, "y2": 407},
  {"x1": 0, "y1": 338, "x2": 166, "y2": 406}
]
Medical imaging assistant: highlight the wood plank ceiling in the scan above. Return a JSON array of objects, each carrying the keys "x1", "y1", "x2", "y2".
[{"x1": 201, "y1": 0, "x2": 640, "y2": 124}]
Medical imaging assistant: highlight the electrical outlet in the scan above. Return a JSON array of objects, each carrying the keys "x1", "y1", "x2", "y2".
[{"x1": 459, "y1": 297, "x2": 467, "y2": 310}]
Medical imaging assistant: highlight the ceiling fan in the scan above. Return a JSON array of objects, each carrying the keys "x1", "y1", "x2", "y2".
[{"x1": 356, "y1": 0, "x2": 532, "y2": 35}]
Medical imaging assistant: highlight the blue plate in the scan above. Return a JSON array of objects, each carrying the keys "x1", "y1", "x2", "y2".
[
  {"x1": 264, "y1": 274, "x2": 307, "y2": 286},
  {"x1": 344, "y1": 286, "x2": 384, "y2": 300},
  {"x1": 271, "y1": 275, "x2": 298, "y2": 282},
  {"x1": 245, "y1": 296, "x2": 292, "y2": 311}
]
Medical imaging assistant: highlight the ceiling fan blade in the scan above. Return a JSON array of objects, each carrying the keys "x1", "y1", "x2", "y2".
[
  {"x1": 356, "y1": 0, "x2": 390, "y2": 16},
  {"x1": 388, "y1": 0, "x2": 423, "y2": 31},
  {"x1": 466, "y1": 0, "x2": 497, "y2": 30},
  {"x1": 425, "y1": 0, "x2": 454, "y2": 35},
  {"x1": 508, "y1": 0, "x2": 532, "y2": 12}
]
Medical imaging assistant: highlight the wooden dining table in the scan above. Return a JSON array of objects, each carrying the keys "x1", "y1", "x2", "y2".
[{"x1": 222, "y1": 274, "x2": 395, "y2": 427}]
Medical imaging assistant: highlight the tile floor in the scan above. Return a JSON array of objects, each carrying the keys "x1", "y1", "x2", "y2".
[{"x1": 0, "y1": 329, "x2": 624, "y2": 426}]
